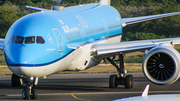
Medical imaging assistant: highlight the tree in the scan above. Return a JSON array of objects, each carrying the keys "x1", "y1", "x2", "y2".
[
  {"x1": 8, "y1": 0, "x2": 32, "y2": 6},
  {"x1": 0, "y1": 0, "x2": 6, "y2": 6},
  {"x1": 122, "y1": 32, "x2": 165, "y2": 41},
  {"x1": 0, "y1": 6, "x2": 19, "y2": 38}
]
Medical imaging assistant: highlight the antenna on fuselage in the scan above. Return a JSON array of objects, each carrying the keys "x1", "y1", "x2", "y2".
[
  {"x1": 51, "y1": 6, "x2": 64, "y2": 11},
  {"x1": 99, "y1": 0, "x2": 111, "y2": 5}
]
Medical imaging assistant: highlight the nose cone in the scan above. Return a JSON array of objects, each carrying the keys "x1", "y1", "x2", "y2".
[{"x1": 5, "y1": 48, "x2": 35, "y2": 77}]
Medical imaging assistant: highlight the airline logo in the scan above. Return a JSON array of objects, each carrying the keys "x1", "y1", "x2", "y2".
[
  {"x1": 62, "y1": 25, "x2": 79, "y2": 33},
  {"x1": 47, "y1": 34, "x2": 53, "y2": 44}
]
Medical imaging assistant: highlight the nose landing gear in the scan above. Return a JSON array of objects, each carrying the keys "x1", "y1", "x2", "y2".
[
  {"x1": 22, "y1": 86, "x2": 37, "y2": 99},
  {"x1": 11, "y1": 74, "x2": 38, "y2": 99},
  {"x1": 21, "y1": 77, "x2": 38, "y2": 99},
  {"x1": 107, "y1": 54, "x2": 134, "y2": 89}
]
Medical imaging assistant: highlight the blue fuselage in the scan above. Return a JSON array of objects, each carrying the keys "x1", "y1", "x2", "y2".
[{"x1": 4, "y1": 3, "x2": 122, "y2": 77}]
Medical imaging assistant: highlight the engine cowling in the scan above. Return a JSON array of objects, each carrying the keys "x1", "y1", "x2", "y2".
[{"x1": 143, "y1": 46, "x2": 180, "y2": 85}]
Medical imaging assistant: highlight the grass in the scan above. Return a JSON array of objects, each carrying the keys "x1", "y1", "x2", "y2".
[
  {"x1": 0, "y1": 50, "x2": 143, "y2": 75},
  {"x1": 0, "y1": 64, "x2": 142, "y2": 75},
  {"x1": 0, "y1": 66, "x2": 12, "y2": 75},
  {"x1": 0, "y1": 50, "x2": 6, "y2": 65},
  {"x1": 58, "y1": 64, "x2": 142, "y2": 74}
]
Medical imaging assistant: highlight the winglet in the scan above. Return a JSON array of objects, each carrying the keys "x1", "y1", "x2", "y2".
[{"x1": 141, "y1": 84, "x2": 150, "y2": 97}]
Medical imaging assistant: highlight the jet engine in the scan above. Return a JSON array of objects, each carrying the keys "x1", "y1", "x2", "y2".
[{"x1": 142, "y1": 45, "x2": 180, "y2": 85}]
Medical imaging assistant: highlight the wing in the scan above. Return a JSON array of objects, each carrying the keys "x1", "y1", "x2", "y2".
[
  {"x1": 121, "y1": 12, "x2": 180, "y2": 27},
  {"x1": 26, "y1": 6, "x2": 50, "y2": 12},
  {"x1": 0, "y1": 38, "x2": 4, "y2": 50},
  {"x1": 91, "y1": 37, "x2": 180, "y2": 58}
]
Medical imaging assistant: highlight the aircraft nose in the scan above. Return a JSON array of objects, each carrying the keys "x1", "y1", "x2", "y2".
[
  {"x1": 12, "y1": 48, "x2": 35, "y2": 65},
  {"x1": 8, "y1": 48, "x2": 35, "y2": 76}
]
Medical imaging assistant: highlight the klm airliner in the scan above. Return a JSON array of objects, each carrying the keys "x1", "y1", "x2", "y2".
[{"x1": 1, "y1": 0, "x2": 180, "y2": 99}]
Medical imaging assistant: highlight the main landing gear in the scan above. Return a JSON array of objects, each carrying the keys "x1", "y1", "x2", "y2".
[
  {"x1": 106, "y1": 54, "x2": 133, "y2": 89},
  {"x1": 11, "y1": 74, "x2": 38, "y2": 99}
]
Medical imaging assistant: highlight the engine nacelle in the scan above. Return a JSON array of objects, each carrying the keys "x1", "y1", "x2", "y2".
[{"x1": 143, "y1": 46, "x2": 180, "y2": 85}]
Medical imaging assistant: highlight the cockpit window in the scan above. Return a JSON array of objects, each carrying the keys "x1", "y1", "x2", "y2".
[
  {"x1": 36, "y1": 36, "x2": 45, "y2": 44},
  {"x1": 25, "y1": 36, "x2": 35, "y2": 44},
  {"x1": 9, "y1": 36, "x2": 15, "y2": 43},
  {"x1": 15, "y1": 36, "x2": 24, "y2": 44}
]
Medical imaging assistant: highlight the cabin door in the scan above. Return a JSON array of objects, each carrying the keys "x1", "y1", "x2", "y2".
[{"x1": 52, "y1": 28, "x2": 63, "y2": 52}]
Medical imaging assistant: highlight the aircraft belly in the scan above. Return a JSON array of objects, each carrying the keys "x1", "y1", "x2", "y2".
[
  {"x1": 107, "y1": 34, "x2": 122, "y2": 43},
  {"x1": 65, "y1": 35, "x2": 121, "y2": 71}
]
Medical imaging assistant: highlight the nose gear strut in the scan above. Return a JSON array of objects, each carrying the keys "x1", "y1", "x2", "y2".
[{"x1": 106, "y1": 54, "x2": 133, "y2": 89}]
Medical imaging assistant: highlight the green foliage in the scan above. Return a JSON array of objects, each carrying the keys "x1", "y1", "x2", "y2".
[
  {"x1": 8, "y1": 0, "x2": 33, "y2": 6},
  {"x1": 122, "y1": 32, "x2": 165, "y2": 41},
  {"x1": 0, "y1": 0, "x2": 180, "y2": 40},
  {"x1": 60, "y1": 0, "x2": 99, "y2": 7},
  {"x1": 0, "y1": 6, "x2": 18, "y2": 38}
]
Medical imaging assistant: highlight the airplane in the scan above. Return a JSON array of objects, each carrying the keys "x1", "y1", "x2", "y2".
[
  {"x1": 113, "y1": 85, "x2": 180, "y2": 101},
  {"x1": 1, "y1": 0, "x2": 180, "y2": 99}
]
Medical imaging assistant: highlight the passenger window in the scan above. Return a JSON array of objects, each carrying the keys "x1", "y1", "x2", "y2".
[
  {"x1": 25, "y1": 36, "x2": 35, "y2": 44},
  {"x1": 36, "y1": 36, "x2": 45, "y2": 44},
  {"x1": 15, "y1": 36, "x2": 24, "y2": 44},
  {"x1": 9, "y1": 36, "x2": 15, "y2": 43}
]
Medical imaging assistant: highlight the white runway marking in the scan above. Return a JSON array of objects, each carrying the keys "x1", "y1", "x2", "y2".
[{"x1": 6, "y1": 91, "x2": 180, "y2": 97}]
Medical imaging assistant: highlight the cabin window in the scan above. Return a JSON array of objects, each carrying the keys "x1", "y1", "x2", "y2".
[
  {"x1": 9, "y1": 36, "x2": 15, "y2": 43},
  {"x1": 25, "y1": 36, "x2": 35, "y2": 44},
  {"x1": 86, "y1": 27, "x2": 105, "y2": 35},
  {"x1": 66, "y1": 34, "x2": 75, "y2": 40},
  {"x1": 36, "y1": 36, "x2": 45, "y2": 44},
  {"x1": 15, "y1": 36, "x2": 24, "y2": 44}
]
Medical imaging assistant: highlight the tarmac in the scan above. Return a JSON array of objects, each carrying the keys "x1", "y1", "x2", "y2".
[{"x1": 0, "y1": 73, "x2": 180, "y2": 101}]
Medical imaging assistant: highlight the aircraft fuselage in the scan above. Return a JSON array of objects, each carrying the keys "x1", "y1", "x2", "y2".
[{"x1": 4, "y1": 3, "x2": 122, "y2": 77}]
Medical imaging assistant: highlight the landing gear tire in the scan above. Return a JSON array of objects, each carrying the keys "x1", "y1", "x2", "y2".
[
  {"x1": 22, "y1": 87, "x2": 30, "y2": 99},
  {"x1": 21, "y1": 77, "x2": 38, "y2": 99},
  {"x1": 22, "y1": 87, "x2": 37, "y2": 99},
  {"x1": 109, "y1": 75, "x2": 118, "y2": 88},
  {"x1": 30, "y1": 87, "x2": 37, "y2": 99},
  {"x1": 11, "y1": 74, "x2": 20, "y2": 87},
  {"x1": 107, "y1": 55, "x2": 134, "y2": 89},
  {"x1": 125, "y1": 75, "x2": 133, "y2": 89}
]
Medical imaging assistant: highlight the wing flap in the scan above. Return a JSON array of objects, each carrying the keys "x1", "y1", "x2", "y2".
[
  {"x1": 91, "y1": 38, "x2": 180, "y2": 58},
  {"x1": 121, "y1": 12, "x2": 180, "y2": 27}
]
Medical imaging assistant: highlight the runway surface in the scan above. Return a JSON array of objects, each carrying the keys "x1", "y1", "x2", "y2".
[{"x1": 0, "y1": 73, "x2": 180, "y2": 101}]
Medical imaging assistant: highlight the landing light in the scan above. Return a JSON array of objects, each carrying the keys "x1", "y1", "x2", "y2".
[{"x1": 30, "y1": 77, "x2": 34, "y2": 80}]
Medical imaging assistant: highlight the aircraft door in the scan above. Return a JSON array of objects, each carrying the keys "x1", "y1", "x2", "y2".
[{"x1": 52, "y1": 28, "x2": 63, "y2": 52}]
